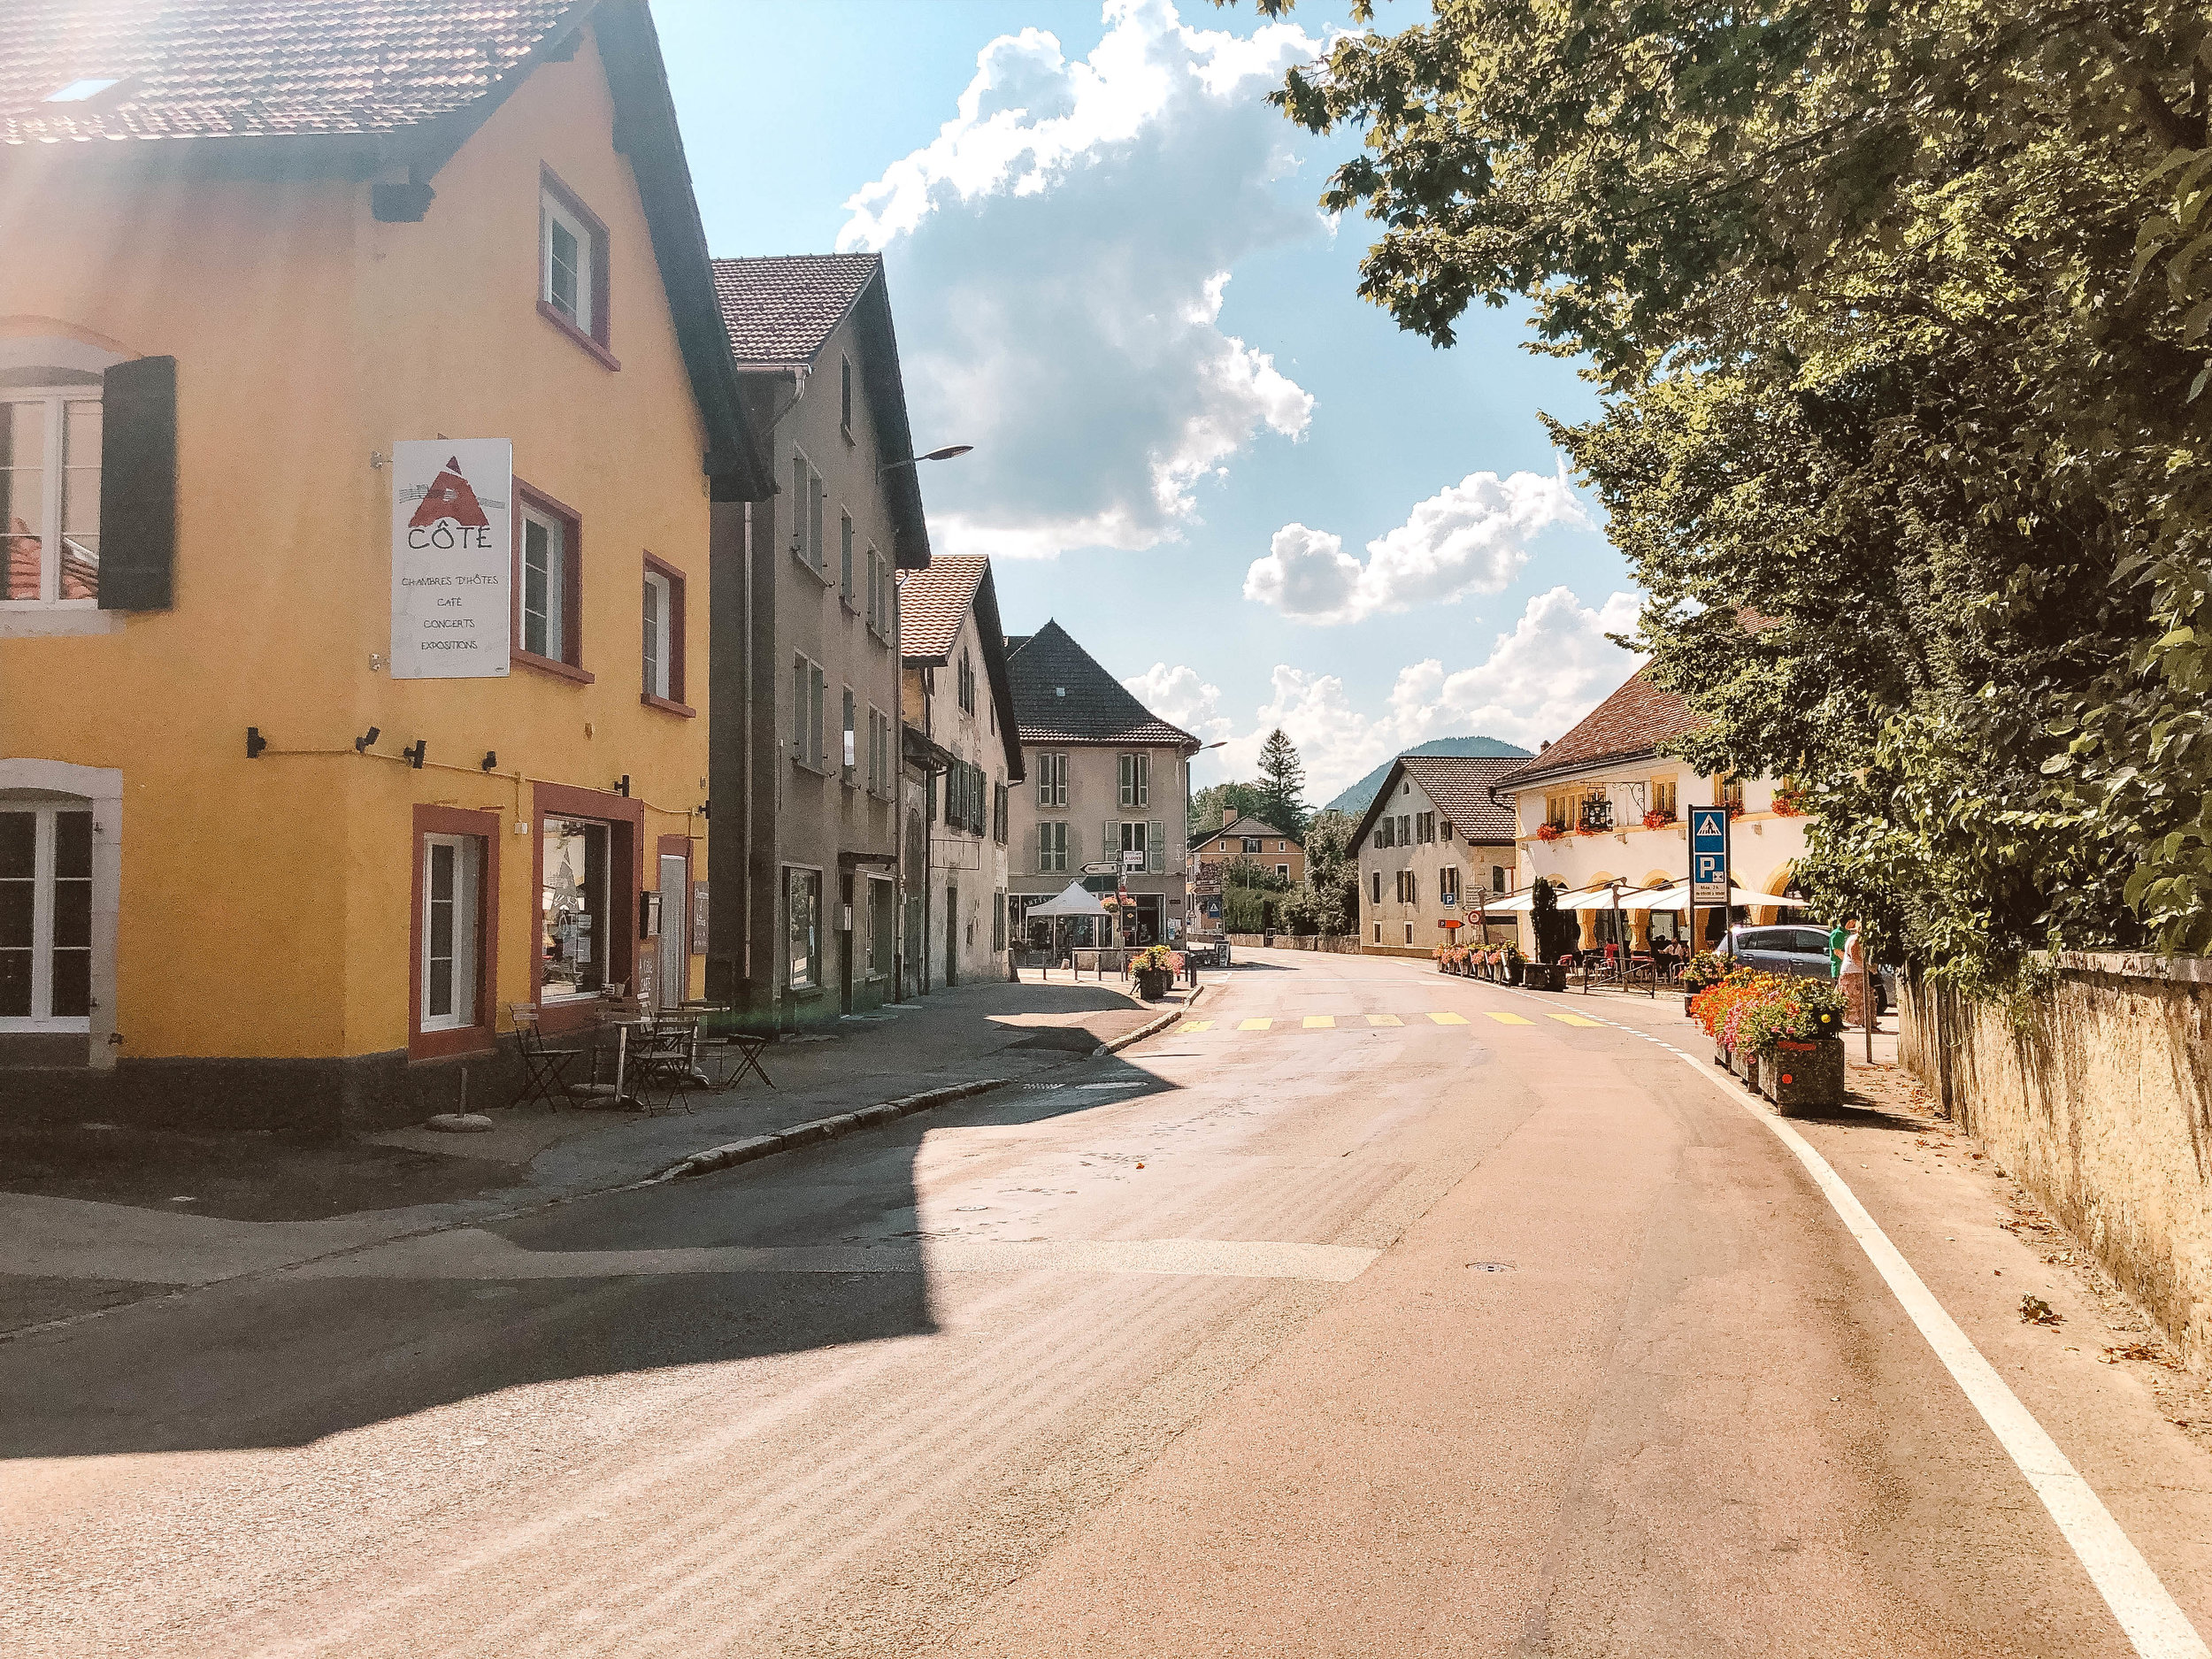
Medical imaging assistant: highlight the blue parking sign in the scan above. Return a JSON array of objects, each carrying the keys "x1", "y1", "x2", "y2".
[{"x1": 1689, "y1": 805, "x2": 1731, "y2": 904}]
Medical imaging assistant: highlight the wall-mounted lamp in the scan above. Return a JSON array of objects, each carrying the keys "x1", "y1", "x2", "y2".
[
  {"x1": 403, "y1": 739, "x2": 426, "y2": 770},
  {"x1": 246, "y1": 726, "x2": 268, "y2": 758},
  {"x1": 354, "y1": 726, "x2": 381, "y2": 754},
  {"x1": 615, "y1": 774, "x2": 632, "y2": 798},
  {"x1": 480, "y1": 750, "x2": 498, "y2": 772}
]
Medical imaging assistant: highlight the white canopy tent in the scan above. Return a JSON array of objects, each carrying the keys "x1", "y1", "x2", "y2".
[
  {"x1": 1025, "y1": 881, "x2": 1110, "y2": 918},
  {"x1": 1637, "y1": 882, "x2": 1813, "y2": 912}
]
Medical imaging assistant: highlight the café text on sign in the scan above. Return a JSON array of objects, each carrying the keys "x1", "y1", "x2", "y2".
[{"x1": 391, "y1": 439, "x2": 511, "y2": 679}]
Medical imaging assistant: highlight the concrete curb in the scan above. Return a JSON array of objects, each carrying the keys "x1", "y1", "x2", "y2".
[
  {"x1": 1093, "y1": 981, "x2": 1209, "y2": 1058},
  {"x1": 654, "y1": 1077, "x2": 1016, "y2": 1181}
]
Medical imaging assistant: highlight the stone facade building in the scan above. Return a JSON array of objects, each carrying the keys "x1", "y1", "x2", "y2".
[{"x1": 1349, "y1": 755, "x2": 1522, "y2": 956}]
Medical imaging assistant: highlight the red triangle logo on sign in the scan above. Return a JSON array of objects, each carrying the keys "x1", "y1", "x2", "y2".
[{"x1": 409, "y1": 455, "x2": 490, "y2": 529}]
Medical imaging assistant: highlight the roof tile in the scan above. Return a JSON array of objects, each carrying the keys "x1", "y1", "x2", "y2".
[
  {"x1": 1491, "y1": 664, "x2": 1700, "y2": 792},
  {"x1": 1006, "y1": 621, "x2": 1197, "y2": 750},
  {"x1": 710, "y1": 253, "x2": 880, "y2": 365},
  {"x1": 896, "y1": 555, "x2": 987, "y2": 664},
  {"x1": 0, "y1": 0, "x2": 580, "y2": 144},
  {"x1": 1398, "y1": 755, "x2": 1522, "y2": 841}
]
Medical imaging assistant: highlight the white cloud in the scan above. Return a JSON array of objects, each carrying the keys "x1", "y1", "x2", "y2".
[
  {"x1": 1143, "y1": 587, "x2": 1645, "y2": 803},
  {"x1": 1242, "y1": 466, "x2": 1592, "y2": 624},
  {"x1": 840, "y1": 0, "x2": 1326, "y2": 557}
]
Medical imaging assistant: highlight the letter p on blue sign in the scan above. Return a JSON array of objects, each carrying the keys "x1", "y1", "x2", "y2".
[{"x1": 1690, "y1": 806, "x2": 1731, "y2": 904}]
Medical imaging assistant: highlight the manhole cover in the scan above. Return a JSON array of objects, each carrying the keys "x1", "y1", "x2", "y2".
[{"x1": 1466, "y1": 1262, "x2": 1515, "y2": 1273}]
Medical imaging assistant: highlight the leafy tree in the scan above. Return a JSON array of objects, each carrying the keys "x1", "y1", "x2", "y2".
[
  {"x1": 1282, "y1": 809, "x2": 1358, "y2": 935},
  {"x1": 1254, "y1": 728, "x2": 1310, "y2": 837},
  {"x1": 1260, "y1": 0, "x2": 2212, "y2": 980}
]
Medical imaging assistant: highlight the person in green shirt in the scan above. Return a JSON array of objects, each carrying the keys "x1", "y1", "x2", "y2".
[{"x1": 1829, "y1": 920, "x2": 1850, "y2": 979}]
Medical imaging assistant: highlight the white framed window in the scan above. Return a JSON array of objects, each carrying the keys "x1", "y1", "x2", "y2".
[
  {"x1": 1118, "y1": 751, "x2": 1149, "y2": 808},
  {"x1": 2, "y1": 387, "x2": 101, "y2": 605},
  {"x1": 1276, "y1": 864, "x2": 1290, "y2": 879},
  {"x1": 1036, "y1": 752, "x2": 1067, "y2": 808},
  {"x1": 1039, "y1": 821, "x2": 1069, "y2": 872},
  {"x1": 642, "y1": 569, "x2": 672, "y2": 700},
  {"x1": 0, "y1": 806, "x2": 92, "y2": 1030},
  {"x1": 421, "y1": 834, "x2": 481, "y2": 1031},
  {"x1": 540, "y1": 184, "x2": 601, "y2": 340},
  {"x1": 521, "y1": 503, "x2": 566, "y2": 662}
]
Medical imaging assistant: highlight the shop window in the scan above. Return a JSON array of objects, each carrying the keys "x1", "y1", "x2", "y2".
[
  {"x1": 540, "y1": 171, "x2": 611, "y2": 352},
  {"x1": 787, "y1": 867, "x2": 821, "y2": 989},
  {"x1": 870, "y1": 876, "x2": 895, "y2": 973},
  {"x1": 1, "y1": 387, "x2": 100, "y2": 603},
  {"x1": 541, "y1": 818, "x2": 609, "y2": 998},
  {"x1": 420, "y1": 833, "x2": 483, "y2": 1032},
  {"x1": 515, "y1": 486, "x2": 583, "y2": 672},
  {"x1": 0, "y1": 806, "x2": 91, "y2": 1027}
]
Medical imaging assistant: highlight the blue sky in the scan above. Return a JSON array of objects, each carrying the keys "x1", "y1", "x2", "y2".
[{"x1": 660, "y1": 0, "x2": 1645, "y2": 800}]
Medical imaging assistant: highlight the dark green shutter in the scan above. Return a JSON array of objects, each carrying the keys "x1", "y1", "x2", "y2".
[{"x1": 96, "y1": 356, "x2": 178, "y2": 611}]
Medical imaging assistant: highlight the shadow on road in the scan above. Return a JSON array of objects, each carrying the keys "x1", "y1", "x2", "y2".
[{"x1": 0, "y1": 1053, "x2": 1179, "y2": 1461}]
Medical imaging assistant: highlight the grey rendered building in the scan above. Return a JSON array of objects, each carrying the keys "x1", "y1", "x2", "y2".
[
  {"x1": 1004, "y1": 622, "x2": 1200, "y2": 948},
  {"x1": 706, "y1": 255, "x2": 930, "y2": 1025}
]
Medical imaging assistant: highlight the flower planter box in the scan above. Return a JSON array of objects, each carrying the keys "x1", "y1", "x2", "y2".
[
  {"x1": 1730, "y1": 1044, "x2": 1760, "y2": 1091},
  {"x1": 1525, "y1": 963, "x2": 1568, "y2": 992},
  {"x1": 1134, "y1": 967, "x2": 1171, "y2": 1001},
  {"x1": 1506, "y1": 962, "x2": 1525, "y2": 986},
  {"x1": 1761, "y1": 1037, "x2": 1845, "y2": 1114}
]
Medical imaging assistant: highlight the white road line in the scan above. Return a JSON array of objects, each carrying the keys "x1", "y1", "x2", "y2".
[{"x1": 1504, "y1": 980, "x2": 2212, "y2": 1659}]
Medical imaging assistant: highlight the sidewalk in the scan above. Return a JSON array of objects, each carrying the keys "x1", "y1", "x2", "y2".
[{"x1": 0, "y1": 974, "x2": 1202, "y2": 1335}]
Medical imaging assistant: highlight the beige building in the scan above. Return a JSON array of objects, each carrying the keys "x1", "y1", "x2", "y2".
[
  {"x1": 1189, "y1": 814, "x2": 1303, "y2": 934},
  {"x1": 1004, "y1": 622, "x2": 1200, "y2": 949},
  {"x1": 1351, "y1": 755, "x2": 1523, "y2": 956},
  {"x1": 898, "y1": 556, "x2": 1022, "y2": 989},
  {"x1": 711, "y1": 255, "x2": 926, "y2": 1025},
  {"x1": 1490, "y1": 664, "x2": 1812, "y2": 956}
]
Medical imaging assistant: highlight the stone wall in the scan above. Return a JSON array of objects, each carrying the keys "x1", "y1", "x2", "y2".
[
  {"x1": 1229, "y1": 933, "x2": 1363, "y2": 954},
  {"x1": 1901, "y1": 954, "x2": 2212, "y2": 1363}
]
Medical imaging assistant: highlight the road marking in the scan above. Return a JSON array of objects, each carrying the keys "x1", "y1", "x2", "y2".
[
  {"x1": 1425, "y1": 1011, "x2": 1469, "y2": 1025},
  {"x1": 1491, "y1": 979, "x2": 2212, "y2": 1659},
  {"x1": 1547, "y1": 1012, "x2": 1603, "y2": 1027},
  {"x1": 1238, "y1": 1018, "x2": 1272, "y2": 1032},
  {"x1": 1178, "y1": 1020, "x2": 1214, "y2": 1033},
  {"x1": 1482, "y1": 1010, "x2": 1533, "y2": 1025},
  {"x1": 1366, "y1": 1013, "x2": 1403, "y2": 1026},
  {"x1": 1303, "y1": 1015, "x2": 1335, "y2": 1028},
  {"x1": 300, "y1": 1231, "x2": 1381, "y2": 1286}
]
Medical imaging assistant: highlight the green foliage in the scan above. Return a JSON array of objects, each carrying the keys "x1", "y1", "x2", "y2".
[
  {"x1": 1281, "y1": 807, "x2": 1358, "y2": 934},
  {"x1": 1255, "y1": 728, "x2": 1310, "y2": 836},
  {"x1": 1263, "y1": 0, "x2": 2212, "y2": 981}
]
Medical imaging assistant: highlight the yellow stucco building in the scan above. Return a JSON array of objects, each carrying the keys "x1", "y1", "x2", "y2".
[{"x1": 0, "y1": 3, "x2": 772, "y2": 1127}]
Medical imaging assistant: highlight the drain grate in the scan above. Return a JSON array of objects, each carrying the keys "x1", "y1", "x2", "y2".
[{"x1": 1466, "y1": 1262, "x2": 1516, "y2": 1273}]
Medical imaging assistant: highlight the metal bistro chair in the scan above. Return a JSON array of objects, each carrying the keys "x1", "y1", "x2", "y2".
[
  {"x1": 570, "y1": 1016, "x2": 640, "y2": 1111},
  {"x1": 633, "y1": 1010, "x2": 711, "y2": 1114},
  {"x1": 507, "y1": 1003, "x2": 580, "y2": 1110},
  {"x1": 684, "y1": 1001, "x2": 775, "y2": 1093}
]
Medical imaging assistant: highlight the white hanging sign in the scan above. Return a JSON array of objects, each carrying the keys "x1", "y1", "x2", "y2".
[{"x1": 391, "y1": 438, "x2": 511, "y2": 679}]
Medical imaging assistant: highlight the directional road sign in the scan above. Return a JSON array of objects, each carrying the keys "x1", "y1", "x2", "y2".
[{"x1": 1080, "y1": 862, "x2": 1119, "y2": 876}]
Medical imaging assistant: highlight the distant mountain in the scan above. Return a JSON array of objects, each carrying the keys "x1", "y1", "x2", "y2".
[{"x1": 1323, "y1": 736, "x2": 1536, "y2": 818}]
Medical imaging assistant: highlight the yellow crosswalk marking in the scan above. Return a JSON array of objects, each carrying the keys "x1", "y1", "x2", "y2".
[
  {"x1": 1365, "y1": 1013, "x2": 1403, "y2": 1026},
  {"x1": 1482, "y1": 1010, "x2": 1533, "y2": 1025},
  {"x1": 1547, "y1": 1011, "x2": 1603, "y2": 1027},
  {"x1": 1426, "y1": 1011, "x2": 1470, "y2": 1025},
  {"x1": 1179, "y1": 1020, "x2": 1214, "y2": 1033},
  {"x1": 1303, "y1": 1015, "x2": 1335, "y2": 1029},
  {"x1": 1238, "y1": 1018, "x2": 1273, "y2": 1032}
]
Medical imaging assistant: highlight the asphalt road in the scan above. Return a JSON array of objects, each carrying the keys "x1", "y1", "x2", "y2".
[{"x1": 5, "y1": 949, "x2": 2210, "y2": 1657}]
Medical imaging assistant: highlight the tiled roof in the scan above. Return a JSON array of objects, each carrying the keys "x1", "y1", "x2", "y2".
[
  {"x1": 1194, "y1": 815, "x2": 1303, "y2": 851},
  {"x1": 1006, "y1": 620, "x2": 1198, "y2": 751},
  {"x1": 896, "y1": 555, "x2": 987, "y2": 664},
  {"x1": 710, "y1": 253, "x2": 880, "y2": 365},
  {"x1": 1491, "y1": 664, "x2": 1701, "y2": 792},
  {"x1": 1400, "y1": 755, "x2": 1522, "y2": 841},
  {"x1": 0, "y1": 0, "x2": 584, "y2": 144}
]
